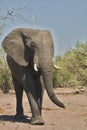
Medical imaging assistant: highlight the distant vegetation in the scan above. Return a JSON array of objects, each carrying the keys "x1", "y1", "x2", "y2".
[
  {"x1": 0, "y1": 49, "x2": 12, "y2": 92},
  {"x1": 53, "y1": 41, "x2": 87, "y2": 88},
  {"x1": 0, "y1": 41, "x2": 87, "y2": 92}
]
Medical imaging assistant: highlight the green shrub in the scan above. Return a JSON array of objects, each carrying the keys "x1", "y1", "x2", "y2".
[
  {"x1": 0, "y1": 49, "x2": 13, "y2": 91},
  {"x1": 53, "y1": 41, "x2": 87, "y2": 88}
]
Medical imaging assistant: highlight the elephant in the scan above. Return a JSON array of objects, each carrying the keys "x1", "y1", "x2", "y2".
[{"x1": 2, "y1": 28, "x2": 65, "y2": 125}]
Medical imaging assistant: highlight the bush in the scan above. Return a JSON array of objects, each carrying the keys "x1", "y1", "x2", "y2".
[
  {"x1": 0, "y1": 48, "x2": 13, "y2": 92},
  {"x1": 53, "y1": 41, "x2": 87, "y2": 88}
]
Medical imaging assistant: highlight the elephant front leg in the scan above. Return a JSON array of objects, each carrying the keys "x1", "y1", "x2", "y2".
[
  {"x1": 12, "y1": 75, "x2": 24, "y2": 119},
  {"x1": 24, "y1": 79, "x2": 44, "y2": 125},
  {"x1": 26, "y1": 92, "x2": 44, "y2": 125},
  {"x1": 35, "y1": 75, "x2": 44, "y2": 115}
]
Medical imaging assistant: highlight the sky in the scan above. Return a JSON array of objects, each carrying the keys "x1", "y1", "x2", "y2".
[{"x1": 0, "y1": 0, "x2": 87, "y2": 56}]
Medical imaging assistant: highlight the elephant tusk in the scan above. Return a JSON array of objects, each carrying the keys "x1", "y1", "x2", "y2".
[
  {"x1": 34, "y1": 63, "x2": 38, "y2": 71},
  {"x1": 53, "y1": 64, "x2": 62, "y2": 70}
]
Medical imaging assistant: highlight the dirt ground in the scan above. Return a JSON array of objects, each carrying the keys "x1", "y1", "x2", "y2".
[{"x1": 0, "y1": 88, "x2": 87, "y2": 130}]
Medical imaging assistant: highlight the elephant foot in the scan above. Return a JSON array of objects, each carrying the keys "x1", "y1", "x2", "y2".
[
  {"x1": 14, "y1": 113, "x2": 26, "y2": 120},
  {"x1": 30, "y1": 116, "x2": 44, "y2": 125}
]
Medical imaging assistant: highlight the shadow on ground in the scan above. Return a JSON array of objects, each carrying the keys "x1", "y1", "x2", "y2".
[{"x1": 0, "y1": 115, "x2": 31, "y2": 123}]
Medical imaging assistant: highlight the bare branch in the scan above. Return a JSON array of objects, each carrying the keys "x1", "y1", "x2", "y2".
[
  {"x1": 16, "y1": 12, "x2": 30, "y2": 24},
  {"x1": 0, "y1": 6, "x2": 32, "y2": 23},
  {"x1": 13, "y1": 6, "x2": 32, "y2": 11},
  {"x1": 0, "y1": 10, "x2": 15, "y2": 20},
  {"x1": 0, "y1": 25, "x2": 5, "y2": 35},
  {"x1": 0, "y1": 6, "x2": 32, "y2": 34}
]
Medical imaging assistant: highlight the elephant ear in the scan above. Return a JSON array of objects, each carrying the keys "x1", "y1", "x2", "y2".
[{"x1": 2, "y1": 30, "x2": 29, "y2": 66}]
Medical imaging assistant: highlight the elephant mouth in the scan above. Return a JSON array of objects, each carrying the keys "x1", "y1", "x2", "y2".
[{"x1": 33, "y1": 63, "x2": 62, "y2": 72}]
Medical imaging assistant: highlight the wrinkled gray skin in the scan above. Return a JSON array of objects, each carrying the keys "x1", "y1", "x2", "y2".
[{"x1": 2, "y1": 28, "x2": 65, "y2": 125}]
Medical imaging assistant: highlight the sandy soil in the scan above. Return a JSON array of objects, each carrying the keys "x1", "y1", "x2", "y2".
[{"x1": 0, "y1": 88, "x2": 87, "y2": 130}]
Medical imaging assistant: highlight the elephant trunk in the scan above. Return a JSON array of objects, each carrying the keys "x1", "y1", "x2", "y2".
[{"x1": 41, "y1": 63, "x2": 65, "y2": 108}]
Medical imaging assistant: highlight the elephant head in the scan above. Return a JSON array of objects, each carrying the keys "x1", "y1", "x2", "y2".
[{"x1": 2, "y1": 28, "x2": 65, "y2": 108}]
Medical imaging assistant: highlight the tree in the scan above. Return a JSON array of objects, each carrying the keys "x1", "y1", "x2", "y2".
[
  {"x1": 0, "y1": 6, "x2": 32, "y2": 35},
  {"x1": 53, "y1": 41, "x2": 87, "y2": 88},
  {"x1": 0, "y1": 48, "x2": 12, "y2": 93}
]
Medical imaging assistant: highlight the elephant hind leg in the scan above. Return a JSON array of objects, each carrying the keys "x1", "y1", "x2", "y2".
[{"x1": 12, "y1": 75, "x2": 24, "y2": 119}]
